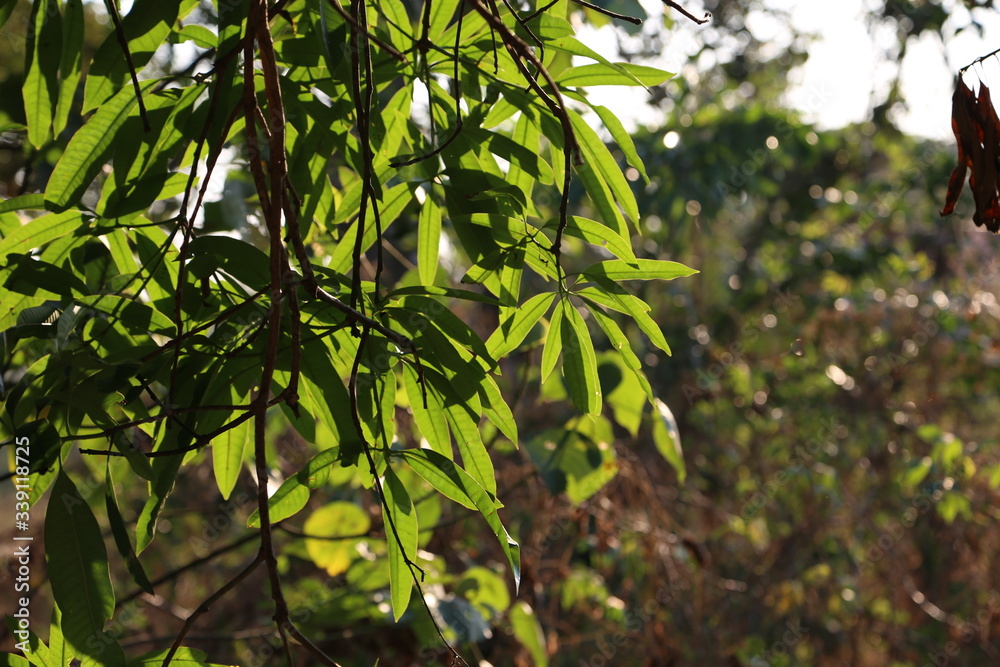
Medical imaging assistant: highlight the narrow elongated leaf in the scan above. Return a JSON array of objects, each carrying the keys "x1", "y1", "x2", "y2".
[
  {"x1": 445, "y1": 397, "x2": 496, "y2": 496},
  {"x1": 576, "y1": 285, "x2": 672, "y2": 355},
  {"x1": 418, "y1": 192, "x2": 442, "y2": 285},
  {"x1": 382, "y1": 466, "x2": 417, "y2": 620},
  {"x1": 556, "y1": 63, "x2": 673, "y2": 87},
  {"x1": 105, "y1": 467, "x2": 154, "y2": 594},
  {"x1": 402, "y1": 364, "x2": 452, "y2": 457},
  {"x1": 540, "y1": 301, "x2": 564, "y2": 383},
  {"x1": 0, "y1": 210, "x2": 84, "y2": 258},
  {"x1": 401, "y1": 449, "x2": 520, "y2": 590},
  {"x1": 573, "y1": 150, "x2": 628, "y2": 239},
  {"x1": 478, "y1": 372, "x2": 518, "y2": 445},
  {"x1": 510, "y1": 602, "x2": 548, "y2": 667},
  {"x1": 486, "y1": 292, "x2": 554, "y2": 359},
  {"x1": 582, "y1": 258, "x2": 697, "y2": 281},
  {"x1": 45, "y1": 472, "x2": 126, "y2": 665},
  {"x1": 246, "y1": 447, "x2": 342, "y2": 527},
  {"x1": 53, "y1": 0, "x2": 84, "y2": 136},
  {"x1": 569, "y1": 109, "x2": 639, "y2": 225},
  {"x1": 590, "y1": 103, "x2": 649, "y2": 184},
  {"x1": 128, "y1": 647, "x2": 234, "y2": 666},
  {"x1": 83, "y1": 0, "x2": 197, "y2": 112},
  {"x1": 46, "y1": 79, "x2": 160, "y2": 209},
  {"x1": 0, "y1": 193, "x2": 46, "y2": 213},
  {"x1": 581, "y1": 297, "x2": 653, "y2": 400},
  {"x1": 428, "y1": 0, "x2": 461, "y2": 40},
  {"x1": 556, "y1": 215, "x2": 636, "y2": 262},
  {"x1": 653, "y1": 398, "x2": 686, "y2": 482},
  {"x1": 135, "y1": 431, "x2": 188, "y2": 554},
  {"x1": 23, "y1": 0, "x2": 61, "y2": 149},
  {"x1": 561, "y1": 302, "x2": 601, "y2": 415},
  {"x1": 213, "y1": 412, "x2": 249, "y2": 500}
]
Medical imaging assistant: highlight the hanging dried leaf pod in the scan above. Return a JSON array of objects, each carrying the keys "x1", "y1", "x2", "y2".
[{"x1": 941, "y1": 75, "x2": 1000, "y2": 232}]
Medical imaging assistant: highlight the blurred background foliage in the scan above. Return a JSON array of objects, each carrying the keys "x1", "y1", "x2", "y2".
[{"x1": 2, "y1": 0, "x2": 1000, "y2": 665}]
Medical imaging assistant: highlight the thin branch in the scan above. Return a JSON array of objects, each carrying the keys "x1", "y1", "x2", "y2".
[
  {"x1": 391, "y1": 3, "x2": 466, "y2": 168},
  {"x1": 325, "y1": 0, "x2": 407, "y2": 62},
  {"x1": 118, "y1": 532, "x2": 261, "y2": 608},
  {"x1": 662, "y1": 0, "x2": 710, "y2": 25},
  {"x1": 162, "y1": 553, "x2": 265, "y2": 666},
  {"x1": 571, "y1": 0, "x2": 642, "y2": 25},
  {"x1": 103, "y1": 0, "x2": 150, "y2": 131}
]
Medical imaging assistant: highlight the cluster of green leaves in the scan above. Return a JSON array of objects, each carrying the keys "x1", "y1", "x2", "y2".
[{"x1": 0, "y1": 0, "x2": 694, "y2": 664}]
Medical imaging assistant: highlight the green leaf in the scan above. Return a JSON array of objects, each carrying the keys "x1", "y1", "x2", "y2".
[
  {"x1": 417, "y1": 192, "x2": 442, "y2": 285},
  {"x1": 445, "y1": 394, "x2": 496, "y2": 496},
  {"x1": 303, "y1": 502, "x2": 371, "y2": 576},
  {"x1": 0, "y1": 193, "x2": 47, "y2": 213},
  {"x1": 652, "y1": 398, "x2": 685, "y2": 482},
  {"x1": 573, "y1": 148, "x2": 627, "y2": 239},
  {"x1": 540, "y1": 301, "x2": 564, "y2": 383},
  {"x1": 478, "y1": 372, "x2": 518, "y2": 445},
  {"x1": 457, "y1": 565, "x2": 511, "y2": 620},
  {"x1": 128, "y1": 647, "x2": 233, "y2": 666},
  {"x1": 105, "y1": 467, "x2": 155, "y2": 595},
  {"x1": 45, "y1": 79, "x2": 160, "y2": 210},
  {"x1": 109, "y1": 429, "x2": 155, "y2": 482},
  {"x1": 383, "y1": 466, "x2": 418, "y2": 621},
  {"x1": 53, "y1": 0, "x2": 84, "y2": 137},
  {"x1": 590, "y1": 103, "x2": 649, "y2": 184},
  {"x1": 569, "y1": 108, "x2": 639, "y2": 225},
  {"x1": 428, "y1": 0, "x2": 461, "y2": 40},
  {"x1": 186, "y1": 234, "x2": 272, "y2": 290},
  {"x1": 401, "y1": 448, "x2": 520, "y2": 591},
  {"x1": 23, "y1": 0, "x2": 61, "y2": 149},
  {"x1": 171, "y1": 23, "x2": 217, "y2": 48},
  {"x1": 83, "y1": 0, "x2": 197, "y2": 112},
  {"x1": 583, "y1": 299, "x2": 653, "y2": 401},
  {"x1": 510, "y1": 601, "x2": 548, "y2": 666},
  {"x1": 576, "y1": 285, "x2": 672, "y2": 355},
  {"x1": 74, "y1": 294, "x2": 175, "y2": 336},
  {"x1": 561, "y1": 301, "x2": 601, "y2": 415},
  {"x1": 525, "y1": 418, "x2": 618, "y2": 505},
  {"x1": 135, "y1": 430, "x2": 187, "y2": 554},
  {"x1": 486, "y1": 292, "x2": 555, "y2": 359},
  {"x1": 582, "y1": 258, "x2": 697, "y2": 281},
  {"x1": 0, "y1": 210, "x2": 84, "y2": 259},
  {"x1": 47, "y1": 604, "x2": 72, "y2": 667},
  {"x1": 213, "y1": 413, "x2": 249, "y2": 500},
  {"x1": 45, "y1": 471, "x2": 126, "y2": 665},
  {"x1": 246, "y1": 447, "x2": 342, "y2": 527},
  {"x1": 246, "y1": 479, "x2": 310, "y2": 529},
  {"x1": 556, "y1": 215, "x2": 636, "y2": 262},
  {"x1": 402, "y1": 364, "x2": 452, "y2": 457},
  {"x1": 556, "y1": 62, "x2": 673, "y2": 88}
]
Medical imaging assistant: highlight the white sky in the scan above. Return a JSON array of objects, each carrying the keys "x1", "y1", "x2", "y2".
[{"x1": 576, "y1": 0, "x2": 1000, "y2": 140}]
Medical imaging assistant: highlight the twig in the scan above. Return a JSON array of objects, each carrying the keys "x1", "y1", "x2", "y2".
[
  {"x1": 571, "y1": 0, "x2": 642, "y2": 25},
  {"x1": 118, "y1": 532, "x2": 261, "y2": 608},
  {"x1": 325, "y1": 0, "x2": 406, "y2": 62},
  {"x1": 103, "y1": 0, "x2": 150, "y2": 131},
  {"x1": 662, "y1": 0, "x2": 710, "y2": 25},
  {"x1": 162, "y1": 553, "x2": 264, "y2": 666}
]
